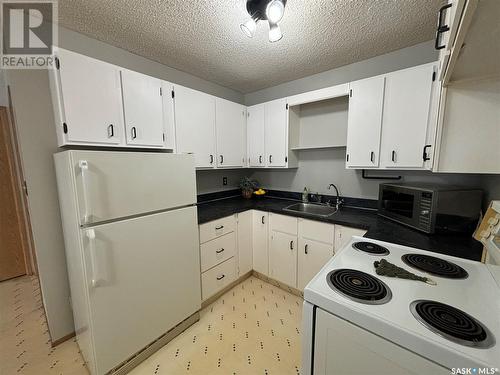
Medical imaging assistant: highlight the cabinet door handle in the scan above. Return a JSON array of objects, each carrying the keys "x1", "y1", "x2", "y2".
[
  {"x1": 210, "y1": 154, "x2": 214, "y2": 164},
  {"x1": 131, "y1": 126, "x2": 137, "y2": 139},
  {"x1": 215, "y1": 225, "x2": 224, "y2": 230},
  {"x1": 261, "y1": 216, "x2": 265, "y2": 224},
  {"x1": 423, "y1": 145, "x2": 432, "y2": 161},
  {"x1": 370, "y1": 151, "x2": 375, "y2": 163},
  {"x1": 220, "y1": 155, "x2": 224, "y2": 164},
  {"x1": 259, "y1": 155, "x2": 262, "y2": 164},
  {"x1": 391, "y1": 150, "x2": 396, "y2": 163},
  {"x1": 269, "y1": 155, "x2": 273, "y2": 164},
  {"x1": 435, "y1": 3, "x2": 452, "y2": 50},
  {"x1": 290, "y1": 240, "x2": 294, "y2": 250},
  {"x1": 216, "y1": 248, "x2": 225, "y2": 254},
  {"x1": 107, "y1": 124, "x2": 114, "y2": 138},
  {"x1": 217, "y1": 274, "x2": 225, "y2": 281},
  {"x1": 305, "y1": 244, "x2": 308, "y2": 254}
]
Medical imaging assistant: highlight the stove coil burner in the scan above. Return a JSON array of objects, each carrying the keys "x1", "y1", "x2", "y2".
[
  {"x1": 352, "y1": 242, "x2": 390, "y2": 256},
  {"x1": 410, "y1": 300, "x2": 494, "y2": 348},
  {"x1": 402, "y1": 254, "x2": 468, "y2": 279},
  {"x1": 327, "y1": 269, "x2": 392, "y2": 305}
]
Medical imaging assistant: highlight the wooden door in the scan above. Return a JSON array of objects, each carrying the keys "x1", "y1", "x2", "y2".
[
  {"x1": 0, "y1": 107, "x2": 28, "y2": 281},
  {"x1": 215, "y1": 98, "x2": 246, "y2": 167},
  {"x1": 346, "y1": 76, "x2": 385, "y2": 168}
]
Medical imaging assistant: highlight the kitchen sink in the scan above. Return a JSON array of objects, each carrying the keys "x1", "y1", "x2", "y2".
[{"x1": 283, "y1": 202, "x2": 338, "y2": 217}]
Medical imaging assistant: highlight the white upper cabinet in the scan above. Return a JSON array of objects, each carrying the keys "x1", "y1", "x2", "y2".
[
  {"x1": 247, "y1": 104, "x2": 266, "y2": 167},
  {"x1": 161, "y1": 81, "x2": 176, "y2": 150},
  {"x1": 51, "y1": 48, "x2": 124, "y2": 146},
  {"x1": 380, "y1": 64, "x2": 436, "y2": 168},
  {"x1": 346, "y1": 76, "x2": 385, "y2": 168},
  {"x1": 174, "y1": 85, "x2": 216, "y2": 168},
  {"x1": 265, "y1": 98, "x2": 288, "y2": 167},
  {"x1": 121, "y1": 69, "x2": 164, "y2": 148},
  {"x1": 215, "y1": 98, "x2": 246, "y2": 168}
]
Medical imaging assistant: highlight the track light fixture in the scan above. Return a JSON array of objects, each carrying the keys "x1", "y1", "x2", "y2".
[{"x1": 240, "y1": 0, "x2": 286, "y2": 42}]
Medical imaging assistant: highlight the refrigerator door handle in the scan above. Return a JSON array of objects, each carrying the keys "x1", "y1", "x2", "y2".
[
  {"x1": 86, "y1": 229, "x2": 103, "y2": 288},
  {"x1": 79, "y1": 160, "x2": 91, "y2": 224}
]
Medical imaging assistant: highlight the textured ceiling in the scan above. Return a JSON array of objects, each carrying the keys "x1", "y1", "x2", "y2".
[{"x1": 57, "y1": 0, "x2": 442, "y2": 93}]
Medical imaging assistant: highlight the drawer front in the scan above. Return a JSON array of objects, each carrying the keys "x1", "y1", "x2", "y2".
[
  {"x1": 269, "y1": 213, "x2": 298, "y2": 235},
  {"x1": 298, "y1": 219, "x2": 335, "y2": 245},
  {"x1": 200, "y1": 232, "x2": 236, "y2": 272},
  {"x1": 199, "y1": 215, "x2": 236, "y2": 243},
  {"x1": 201, "y1": 257, "x2": 236, "y2": 301}
]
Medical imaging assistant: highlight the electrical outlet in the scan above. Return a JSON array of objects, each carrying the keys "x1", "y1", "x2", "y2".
[{"x1": 223, "y1": 177, "x2": 228, "y2": 186}]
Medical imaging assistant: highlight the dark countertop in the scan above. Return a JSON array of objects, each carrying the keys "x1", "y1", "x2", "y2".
[{"x1": 197, "y1": 196, "x2": 484, "y2": 262}]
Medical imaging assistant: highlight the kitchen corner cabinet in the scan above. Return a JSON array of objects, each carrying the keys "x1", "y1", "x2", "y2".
[
  {"x1": 121, "y1": 69, "x2": 164, "y2": 148},
  {"x1": 297, "y1": 219, "x2": 335, "y2": 290},
  {"x1": 252, "y1": 211, "x2": 269, "y2": 275},
  {"x1": 174, "y1": 85, "x2": 216, "y2": 169},
  {"x1": 216, "y1": 98, "x2": 246, "y2": 168},
  {"x1": 269, "y1": 214, "x2": 298, "y2": 287},
  {"x1": 237, "y1": 211, "x2": 253, "y2": 276},
  {"x1": 50, "y1": 48, "x2": 125, "y2": 147},
  {"x1": 346, "y1": 63, "x2": 439, "y2": 170}
]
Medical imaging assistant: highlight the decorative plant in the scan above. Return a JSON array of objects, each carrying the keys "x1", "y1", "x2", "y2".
[{"x1": 239, "y1": 177, "x2": 259, "y2": 193}]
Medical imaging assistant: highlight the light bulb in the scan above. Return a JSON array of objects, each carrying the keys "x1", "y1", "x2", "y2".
[
  {"x1": 240, "y1": 18, "x2": 257, "y2": 38},
  {"x1": 266, "y1": 0, "x2": 285, "y2": 24},
  {"x1": 268, "y1": 22, "x2": 282, "y2": 42}
]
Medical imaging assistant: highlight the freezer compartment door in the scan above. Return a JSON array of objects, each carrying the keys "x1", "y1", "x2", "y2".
[
  {"x1": 69, "y1": 150, "x2": 196, "y2": 225},
  {"x1": 82, "y1": 207, "x2": 201, "y2": 374}
]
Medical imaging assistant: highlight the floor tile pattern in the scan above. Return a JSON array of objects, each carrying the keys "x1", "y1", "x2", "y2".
[
  {"x1": 0, "y1": 276, "x2": 87, "y2": 375},
  {"x1": 130, "y1": 276, "x2": 303, "y2": 375},
  {"x1": 0, "y1": 275, "x2": 303, "y2": 375}
]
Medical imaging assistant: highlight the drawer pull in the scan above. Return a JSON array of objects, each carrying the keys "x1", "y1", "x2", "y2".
[
  {"x1": 290, "y1": 240, "x2": 294, "y2": 250},
  {"x1": 215, "y1": 225, "x2": 224, "y2": 230},
  {"x1": 217, "y1": 274, "x2": 225, "y2": 281},
  {"x1": 216, "y1": 248, "x2": 225, "y2": 254},
  {"x1": 305, "y1": 244, "x2": 308, "y2": 254},
  {"x1": 261, "y1": 216, "x2": 265, "y2": 224}
]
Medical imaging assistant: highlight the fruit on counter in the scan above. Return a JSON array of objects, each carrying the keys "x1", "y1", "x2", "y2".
[{"x1": 254, "y1": 189, "x2": 266, "y2": 195}]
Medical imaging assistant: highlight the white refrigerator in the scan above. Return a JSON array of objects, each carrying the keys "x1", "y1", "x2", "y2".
[{"x1": 54, "y1": 150, "x2": 201, "y2": 375}]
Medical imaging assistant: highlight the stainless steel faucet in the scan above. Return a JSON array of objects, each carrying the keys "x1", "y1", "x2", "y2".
[{"x1": 327, "y1": 184, "x2": 343, "y2": 210}]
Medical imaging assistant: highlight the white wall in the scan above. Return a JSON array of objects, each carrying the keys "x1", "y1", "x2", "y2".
[
  {"x1": 6, "y1": 70, "x2": 75, "y2": 341},
  {"x1": 0, "y1": 71, "x2": 8, "y2": 106}
]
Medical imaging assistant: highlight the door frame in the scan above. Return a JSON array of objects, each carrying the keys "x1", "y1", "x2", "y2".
[{"x1": 0, "y1": 87, "x2": 37, "y2": 275}]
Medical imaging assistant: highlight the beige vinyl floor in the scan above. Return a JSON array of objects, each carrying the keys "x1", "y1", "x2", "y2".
[
  {"x1": 0, "y1": 276, "x2": 87, "y2": 375},
  {"x1": 0, "y1": 275, "x2": 303, "y2": 375}
]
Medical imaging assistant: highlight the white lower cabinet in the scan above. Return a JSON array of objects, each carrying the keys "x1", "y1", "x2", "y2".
[
  {"x1": 200, "y1": 232, "x2": 236, "y2": 273},
  {"x1": 297, "y1": 219, "x2": 335, "y2": 290},
  {"x1": 201, "y1": 257, "x2": 236, "y2": 301},
  {"x1": 252, "y1": 211, "x2": 269, "y2": 276},
  {"x1": 237, "y1": 211, "x2": 253, "y2": 276},
  {"x1": 334, "y1": 225, "x2": 367, "y2": 251},
  {"x1": 199, "y1": 211, "x2": 367, "y2": 299},
  {"x1": 269, "y1": 214, "x2": 298, "y2": 288}
]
